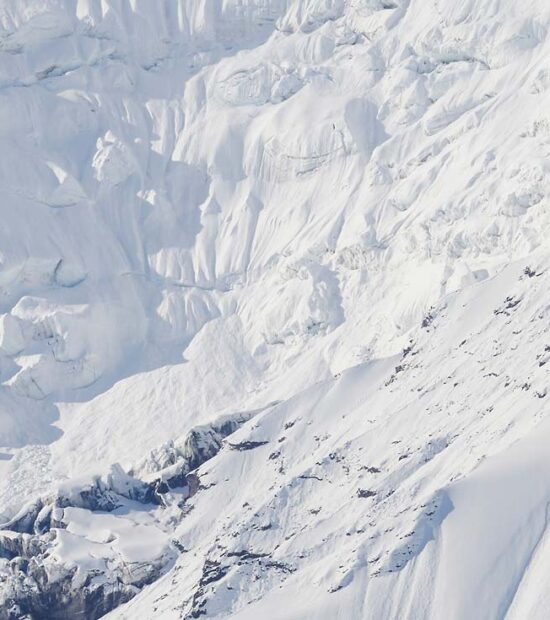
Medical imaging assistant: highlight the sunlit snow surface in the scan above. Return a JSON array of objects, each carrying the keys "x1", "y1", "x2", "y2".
[{"x1": 1, "y1": 0, "x2": 550, "y2": 618}]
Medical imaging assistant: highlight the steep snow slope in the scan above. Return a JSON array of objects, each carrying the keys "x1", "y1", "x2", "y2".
[
  {"x1": 111, "y1": 257, "x2": 550, "y2": 620},
  {"x1": 1, "y1": 0, "x2": 550, "y2": 618}
]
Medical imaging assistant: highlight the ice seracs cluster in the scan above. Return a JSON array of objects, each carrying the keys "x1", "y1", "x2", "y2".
[{"x1": 1, "y1": 0, "x2": 550, "y2": 618}]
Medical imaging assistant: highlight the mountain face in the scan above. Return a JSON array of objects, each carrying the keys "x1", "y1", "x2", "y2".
[{"x1": 1, "y1": 0, "x2": 550, "y2": 618}]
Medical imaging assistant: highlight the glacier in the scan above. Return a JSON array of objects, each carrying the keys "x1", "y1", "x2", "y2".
[{"x1": 1, "y1": 0, "x2": 550, "y2": 618}]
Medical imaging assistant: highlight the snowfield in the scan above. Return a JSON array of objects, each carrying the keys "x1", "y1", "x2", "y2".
[{"x1": 1, "y1": 0, "x2": 550, "y2": 618}]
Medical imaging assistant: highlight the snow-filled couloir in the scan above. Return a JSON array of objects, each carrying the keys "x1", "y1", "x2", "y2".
[{"x1": 1, "y1": 0, "x2": 550, "y2": 618}]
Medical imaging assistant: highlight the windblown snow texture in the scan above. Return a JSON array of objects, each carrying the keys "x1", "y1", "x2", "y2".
[{"x1": 1, "y1": 0, "x2": 550, "y2": 618}]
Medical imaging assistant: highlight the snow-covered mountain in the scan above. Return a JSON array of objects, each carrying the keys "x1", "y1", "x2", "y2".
[{"x1": 1, "y1": 0, "x2": 550, "y2": 618}]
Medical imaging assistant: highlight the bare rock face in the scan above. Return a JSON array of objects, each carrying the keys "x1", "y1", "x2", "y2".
[{"x1": 0, "y1": 411, "x2": 255, "y2": 619}]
